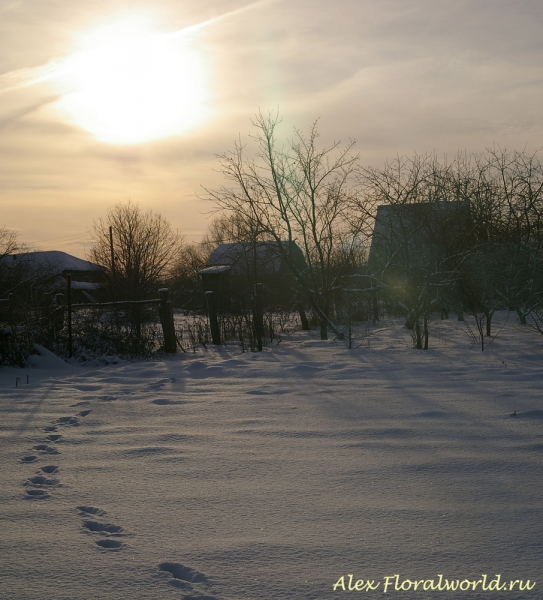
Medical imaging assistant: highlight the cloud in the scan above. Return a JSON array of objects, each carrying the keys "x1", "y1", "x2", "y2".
[
  {"x1": 1, "y1": 0, "x2": 543, "y2": 254},
  {"x1": 0, "y1": 95, "x2": 60, "y2": 131}
]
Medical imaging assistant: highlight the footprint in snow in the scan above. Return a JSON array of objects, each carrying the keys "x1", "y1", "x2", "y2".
[
  {"x1": 33, "y1": 444, "x2": 59, "y2": 455},
  {"x1": 158, "y1": 562, "x2": 219, "y2": 596},
  {"x1": 44, "y1": 434, "x2": 62, "y2": 442},
  {"x1": 40, "y1": 465, "x2": 59, "y2": 474},
  {"x1": 56, "y1": 416, "x2": 80, "y2": 427},
  {"x1": 82, "y1": 520, "x2": 123, "y2": 534},
  {"x1": 159, "y1": 562, "x2": 207, "y2": 583},
  {"x1": 95, "y1": 539, "x2": 123, "y2": 550},
  {"x1": 43, "y1": 426, "x2": 58, "y2": 432},
  {"x1": 24, "y1": 489, "x2": 50, "y2": 500},
  {"x1": 77, "y1": 505, "x2": 106, "y2": 517},
  {"x1": 152, "y1": 398, "x2": 188, "y2": 405},
  {"x1": 78, "y1": 410, "x2": 92, "y2": 417},
  {"x1": 24, "y1": 475, "x2": 59, "y2": 487},
  {"x1": 21, "y1": 455, "x2": 38, "y2": 463}
]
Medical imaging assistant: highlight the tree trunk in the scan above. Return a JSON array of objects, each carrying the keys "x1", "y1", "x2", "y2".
[
  {"x1": 252, "y1": 283, "x2": 264, "y2": 351},
  {"x1": 372, "y1": 289, "x2": 379, "y2": 324},
  {"x1": 485, "y1": 310, "x2": 492, "y2": 336},
  {"x1": 158, "y1": 288, "x2": 177, "y2": 353},
  {"x1": 299, "y1": 304, "x2": 309, "y2": 330},
  {"x1": 423, "y1": 313, "x2": 429, "y2": 349},
  {"x1": 414, "y1": 319, "x2": 422, "y2": 349},
  {"x1": 320, "y1": 319, "x2": 328, "y2": 340},
  {"x1": 205, "y1": 291, "x2": 221, "y2": 345}
]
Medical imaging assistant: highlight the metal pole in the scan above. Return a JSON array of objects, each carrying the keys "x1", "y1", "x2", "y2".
[{"x1": 109, "y1": 226, "x2": 116, "y2": 277}]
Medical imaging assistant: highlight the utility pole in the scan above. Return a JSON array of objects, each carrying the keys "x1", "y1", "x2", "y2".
[{"x1": 109, "y1": 226, "x2": 116, "y2": 277}]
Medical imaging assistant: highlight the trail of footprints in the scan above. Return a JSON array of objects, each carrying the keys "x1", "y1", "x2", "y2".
[
  {"x1": 18, "y1": 383, "x2": 219, "y2": 599},
  {"x1": 77, "y1": 505, "x2": 124, "y2": 550},
  {"x1": 19, "y1": 409, "x2": 93, "y2": 500}
]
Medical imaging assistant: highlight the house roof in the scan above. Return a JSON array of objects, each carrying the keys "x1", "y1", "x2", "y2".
[
  {"x1": 368, "y1": 201, "x2": 469, "y2": 269},
  {"x1": 206, "y1": 241, "x2": 305, "y2": 276},
  {"x1": 198, "y1": 265, "x2": 232, "y2": 275},
  {"x1": 9, "y1": 251, "x2": 104, "y2": 274}
]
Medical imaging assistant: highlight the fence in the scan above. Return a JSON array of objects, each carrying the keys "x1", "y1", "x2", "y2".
[
  {"x1": 61, "y1": 278, "x2": 176, "y2": 357},
  {"x1": 0, "y1": 277, "x2": 177, "y2": 365}
]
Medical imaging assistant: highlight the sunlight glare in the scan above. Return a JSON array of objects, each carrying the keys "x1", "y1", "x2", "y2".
[{"x1": 58, "y1": 19, "x2": 208, "y2": 144}]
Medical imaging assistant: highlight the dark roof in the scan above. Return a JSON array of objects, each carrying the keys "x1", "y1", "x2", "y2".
[
  {"x1": 368, "y1": 201, "x2": 469, "y2": 269},
  {"x1": 8, "y1": 251, "x2": 104, "y2": 274},
  {"x1": 206, "y1": 241, "x2": 304, "y2": 276}
]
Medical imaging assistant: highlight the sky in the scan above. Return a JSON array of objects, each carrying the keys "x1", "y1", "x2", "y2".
[{"x1": 1, "y1": 0, "x2": 543, "y2": 259}]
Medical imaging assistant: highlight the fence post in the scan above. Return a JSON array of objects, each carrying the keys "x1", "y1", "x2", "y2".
[
  {"x1": 158, "y1": 288, "x2": 177, "y2": 353},
  {"x1": 54, "y1": 293, "x2": 65, "y2": 331},
  {"x1": 298, "y1": 303, "x2": 309, "y2": 330},
  {"x1": 66, "y1": 274, "x2": 72, "y2": 358},
  {"x1": 344, "y1": 288, "x2": 355, "y2": 349},
  {"x1": 372, "y1": 288, "x2": 379, "y2": 324},
  {"x1": 253, "y1": 283, "x2": 264, "y2": 351},
  {"x1": 205, "y1": 291, "x2": 221, "y2": 345}
]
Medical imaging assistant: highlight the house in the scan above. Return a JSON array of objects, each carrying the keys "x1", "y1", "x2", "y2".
[
  {"x1": 3, "y1": 251, "x2": 105, "y2": 303},
  {"x1": 368, "y1": 201, "x2": 470, "y2": 274},
  {"x1": 199, "y1": 241, "x2": 306, "y2": 309},
  {"x1": 367, "y1": 201, "x2": 472, "y2": 318}
]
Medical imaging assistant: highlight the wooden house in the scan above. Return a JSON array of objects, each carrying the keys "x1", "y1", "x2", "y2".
[{"x1": 199, "y1": 241, "x2": 306, "y2": 309}]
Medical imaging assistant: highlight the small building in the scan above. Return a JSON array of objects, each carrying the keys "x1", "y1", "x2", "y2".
[
  {"x1": 368, "y1": 201, "x2": 470, "y2": 273},
  {"x1": 199, "y1": 241, "x2": 306, "y2": 309},
  {"x1": 367, "y1": 201, "x2": 472, "y2": 317},
  {"x1": 4, "y1": 251, "x2": 105, "y2": 303}
]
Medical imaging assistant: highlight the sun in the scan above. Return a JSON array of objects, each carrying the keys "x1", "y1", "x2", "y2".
[{"x1": 57, "y1": 19, "x2": 208, "y2": 144}]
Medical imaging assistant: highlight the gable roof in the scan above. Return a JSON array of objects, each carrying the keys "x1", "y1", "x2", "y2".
[
  {"x1": 9, "y1": 251, "x2": 104, "y2": 274},
  {"x1": 206, "y1": 241, "x2": 305, "y2": 276},
  {"x1": 368, "y1": 201, "x2": 469, "y2": 270}
]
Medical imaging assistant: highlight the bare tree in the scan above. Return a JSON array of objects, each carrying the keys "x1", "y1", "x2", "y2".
[
  {"x1": 0, "y1": 226, "x2": 19, "y2": 257},
  {"x1": 0, "y1": 227, "x2": 23, "y2": 289},
  {"x1": 205, "y1": 112, "x2": 368, "y2": 339},
  {"x1": 450, "y1": 148, "x2": 543, "y2": 336},
  {"x1": 486, "y1": 148, "x2": 543, "y2": 324},
  {"x1": 200, "y1": 213, "x2": 265, "y2": 256},
  {"x1": 361, "y1": 154, "x2": 470, "y2": 347},
  {"x1": 89, "y1": 201, "x2": 181, "y2": 301},
  {"x1": 167, "y1": 241, "x2": 209, "y2": 309},
  {"x1": 0, "y1": 228, "x2": 50, "y2": 304},
  {"x1": 362, "y1": 148, "x2": 543, "y2": 348}
]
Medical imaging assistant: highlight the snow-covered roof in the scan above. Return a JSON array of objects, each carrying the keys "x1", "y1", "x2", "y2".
[
  {"x1": 206, "y1": 241, "x2": 304, "y2": 275},
  {"x1": 198, "y1": 265, "x2": 232, "y2": 275},
  {"x1": 9, "y1": 251, "x2": 104, "y2": 274},
  {"x1": 69, "y1": 281, "x2": 101, "y2": 290}
]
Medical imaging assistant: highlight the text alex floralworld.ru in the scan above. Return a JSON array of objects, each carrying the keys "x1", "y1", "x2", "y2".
[{"x1": 333, "y1": 573, "x2": 536, "y2": 593}]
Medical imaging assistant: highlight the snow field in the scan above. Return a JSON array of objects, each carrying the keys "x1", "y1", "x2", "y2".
[{"x1": 0, "y1": 313, "x2": 542, "y2": 599}]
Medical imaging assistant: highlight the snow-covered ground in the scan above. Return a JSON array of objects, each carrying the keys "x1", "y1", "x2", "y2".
[{"x1": 1, "y1": 313, "x2": 542, "y2": 599}]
